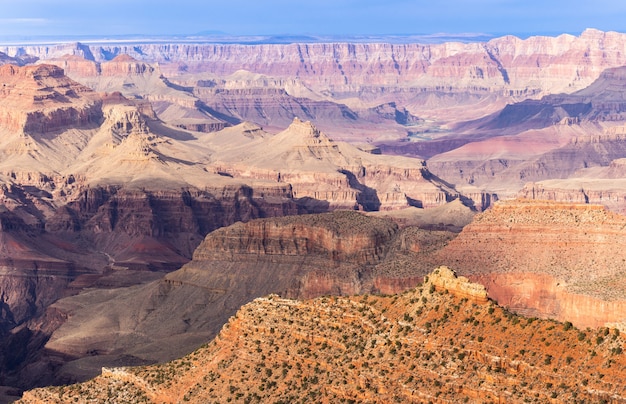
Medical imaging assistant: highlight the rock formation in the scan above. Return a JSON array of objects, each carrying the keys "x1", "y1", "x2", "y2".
[
  {"x1": 4, "y1": 29, "x2": 626, "y2": 143},
  {"x1": 10, "y1": 32, "x2": 626, "y2": 207},
  {"x1": 18, "y1": 267, "x2": 626, "y2": 403},
  {"x1": 427, "y1": 265, "x2": 488, "y2": 303},
  {"x1": 437, "y1": 199, "x2": 626, "y2": 330},
  {"x1": 211, "y1": 117, "x2": 483, "y2": 210},
  {"x1": 38, "y1": 54, "x2": 231, "y2": 134},
  {"x1": 0, "y1": 64, "x2": 101, "y2": 134},
  {"x1": 422, "y1": 65, "x2": 626, "y2": 202},
  {"x1": 6, "y1": 29, "x2": 626, "y2": 98},
  {"x1": 14, "y1": 211, "x2": 456, "y2": 387}
]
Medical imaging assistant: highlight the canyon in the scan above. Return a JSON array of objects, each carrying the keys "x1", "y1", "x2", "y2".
[
  {"x1": 0, "y1": 60, "x2": 473, "y2": 396},
  {"x1": 10, "y1": 198, "x2": 626, "y2": 394},
  {"x1": 6, "y1": 210, "x2": 458, "y2": 388},
  {"x1": 1, "y1": 28, "x2": 626, "y2": 401},
  {"x1": 6, "y1": 29, "x2": 626, "y2": 211}
]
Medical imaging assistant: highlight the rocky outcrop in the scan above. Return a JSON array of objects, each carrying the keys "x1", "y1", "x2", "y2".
[
  {"x1": 211, "y1": 118, "x2": 474, "y2": 210},
  {"x1": 19, "y1": 268, "x2": 626, "y2": 403},
  {"x1": 427, "y1": 265, "x2": 488, "y2": 303},
  {"x1": 437, "y1": 199, "x2": 626, "y2": 329},
  {"x1": 19, "y1": 211, "x2": 456, "y2": 386},
  {"x1": 0, "y1": 64, "x2": 102, "y2": 134}
]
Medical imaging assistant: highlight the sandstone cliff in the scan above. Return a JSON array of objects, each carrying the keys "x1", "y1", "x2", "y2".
[
  {"x1": 437, "y1": 199, "x2": 626, "y2": 330},
  {"x1": 19, "y1": 267, "x2": 626, "y2": 403},
  {"x1": 7, "y1": 29, "x2": 626, "y2": 98}
]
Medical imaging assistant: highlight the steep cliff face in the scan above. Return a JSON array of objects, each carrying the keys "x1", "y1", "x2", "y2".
[
  {"x1": 437, "y1": 199, "x2": 626, "y2": 330},
  {"x1": 194, "y1": 211, "x2": 397, "y2": 265},
  {"x1": 6, "y1": 29, "x2": 625, "y2": 97},
  {"x1": 19, "y1": 268, "x2": 626, "y2": 403},
  {"x1": 21, "y1": 211, "x2": 456, "y2": 387}
]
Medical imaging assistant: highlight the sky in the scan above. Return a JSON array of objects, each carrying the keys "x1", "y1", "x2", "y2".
[{"x1": 1, "y1": 0, "x2": 626, "y2": 39}]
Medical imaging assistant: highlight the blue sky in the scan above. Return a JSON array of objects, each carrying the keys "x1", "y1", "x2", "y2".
[{"x1": 1, "y1": 0, "x2": 626, "y2": 38}]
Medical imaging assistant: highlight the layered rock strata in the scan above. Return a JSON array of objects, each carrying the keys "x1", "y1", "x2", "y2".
[
  {"x1": 437, "y1": 199, "x2": 626, "y2": 330},
  {"x1": 39, "y1": 55, "x2": 231, "y2": 133},
  {"x1": 0, "y1": 64, "x2": 101, "y2": 134},
  {"x1": 6, "y1": 29, "x2": 626, "y2": 98},
  {"x1": 211, "y1": 118, "x2": 483, "y2": 210},
  {"x1": 19, "y1": 211, "x2": 455, "y2": 387}
]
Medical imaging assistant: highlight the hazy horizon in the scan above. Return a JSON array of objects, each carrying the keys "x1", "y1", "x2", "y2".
[{"x1": 1, "y1": 0, "x2": 625, "y2": 41}]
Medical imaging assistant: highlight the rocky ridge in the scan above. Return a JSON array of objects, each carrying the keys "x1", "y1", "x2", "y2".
[{"x1": 19, "y1": 267, "x2": 626, "y2": 403}]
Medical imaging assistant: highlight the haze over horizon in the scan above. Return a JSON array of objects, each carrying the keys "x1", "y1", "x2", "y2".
[{"x1": 1, "y1": 0, "x2": 626, "y2": 41}]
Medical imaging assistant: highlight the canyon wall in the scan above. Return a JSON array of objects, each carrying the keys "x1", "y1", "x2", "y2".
[
  {"x1": 22, "y1": 211, "x2": 455, "y2": 387},
  {"x1": 437, "y1": 199, "x2": 626, "y2": 330},
  {"x1": 5, "y1": 29, "x2": 626, "y2": 98}
]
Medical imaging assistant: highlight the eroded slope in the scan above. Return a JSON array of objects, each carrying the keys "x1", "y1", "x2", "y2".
[{"x1": 20, "y1": 267, "x2": 626, "y2": 403}]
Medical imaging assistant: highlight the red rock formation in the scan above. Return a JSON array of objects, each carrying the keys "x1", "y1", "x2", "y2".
[
  {"x1": 0, "y1": 64, "x2": 102, "y2": 134},
  {"x1": 19, "y1": 269, "x2": 626, "y2": 403},
  {"x1": 437, "y1": 199, "x2": 626, "y2": 330}
]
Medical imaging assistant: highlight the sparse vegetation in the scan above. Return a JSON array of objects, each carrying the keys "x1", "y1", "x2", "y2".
[{"x1": 17, "y1": 270, "x2": 626, "y2": 403}]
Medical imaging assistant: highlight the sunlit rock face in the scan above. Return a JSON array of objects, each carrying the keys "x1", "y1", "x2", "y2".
[{"x1": 437, "y1": 199, "x2": 626, "y2": 330}]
